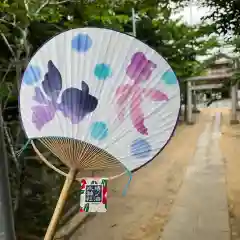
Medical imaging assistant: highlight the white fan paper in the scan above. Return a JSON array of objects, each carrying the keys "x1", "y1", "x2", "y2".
[{"x1": 19, "y1": 27, "x2": 180, "y2": 172}]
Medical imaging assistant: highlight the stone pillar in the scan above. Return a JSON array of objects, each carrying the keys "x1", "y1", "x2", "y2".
[
  {"x1": 192, "y1": 91, "x2": 200, "y2": 113},
  {"x1": 187, "y1": 81, "x2": 193, "y2": 124},
  {"x1": 230, "y1": 84, "x2": 239, "y2": 124},
  {"x1": 236, "y1": 81, "x2": 240, "y2": 111}
]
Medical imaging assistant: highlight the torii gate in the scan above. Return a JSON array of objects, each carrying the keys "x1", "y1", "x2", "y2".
[{"x1": 185, "y1": 73, "x2": 239, "y2": 125}]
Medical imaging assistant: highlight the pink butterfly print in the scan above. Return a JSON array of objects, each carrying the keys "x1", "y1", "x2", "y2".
[
  {"x1": 126, "y1": 52, "x2": 157, "y2": 84},
  {"x1": 116, "y1": 85, "x2": 168, "y2": 136},
  {"x1": 143, "y1": 89, "x2": 169, "y2": 101},
  {"x1": 116, "y1": 51, "x2": 168, "y2": 135}
]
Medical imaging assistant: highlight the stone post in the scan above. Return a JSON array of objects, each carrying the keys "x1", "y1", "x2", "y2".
[
  {"x1": 187, "y1": 80, "x2": 193, "y2": 124},
  {"x1": 236, "y1": 80, "x2": 240, "y2": 111},
  {"x1": 230, "y1": 84, "x2": 239, "y2": 124},
  {"x1": 192, "y1": 90, "x2": 200, "y2": 113},
  {"x1": 231, "y1": 59, "x2": 239, "y2": 124}
]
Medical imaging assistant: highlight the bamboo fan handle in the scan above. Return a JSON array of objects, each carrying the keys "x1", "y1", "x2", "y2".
[{"x1": 44, "y1": 169, "x2": 76, "y2": 240}]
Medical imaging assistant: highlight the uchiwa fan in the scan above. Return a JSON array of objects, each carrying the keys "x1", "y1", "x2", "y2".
[{"x1": 19, "y1": 27, "x2": 180, "y2": 240}]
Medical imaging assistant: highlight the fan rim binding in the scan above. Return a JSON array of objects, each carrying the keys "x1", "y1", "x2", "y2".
[{"x1": 19, "y1": 26, "x2": 181, "y2": 176}]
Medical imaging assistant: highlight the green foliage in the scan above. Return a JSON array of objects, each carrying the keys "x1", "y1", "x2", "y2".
[
  {"x1": 134, "y1": 8, "x2": 219, "y2": 79},
  {"x1": 199, "y1": 0, "x2": 240, "y2": 36},
  {"x1": 228, "y1": 36, "x2": 240, "y2": 54}
]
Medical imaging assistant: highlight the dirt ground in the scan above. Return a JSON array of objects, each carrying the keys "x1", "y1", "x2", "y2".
[
  {"x1": 70, "y1": 112, "x2": 208, "y2": 240},
  {"x1": 220, "y1": 108, "x2": 240, "y2": 240}
]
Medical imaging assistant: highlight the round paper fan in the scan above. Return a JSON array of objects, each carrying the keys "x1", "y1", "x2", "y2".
[
  {"x1": 19, "y1": 27, "x2": 180, "y2": 238},
  {"x1": 20, "y1": 27, "x2": 180, "y2": 175}
]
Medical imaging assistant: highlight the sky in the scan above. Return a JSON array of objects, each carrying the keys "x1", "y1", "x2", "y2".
[{"x1": 173, "y1": 4, "x2": 211, "y2": 25}]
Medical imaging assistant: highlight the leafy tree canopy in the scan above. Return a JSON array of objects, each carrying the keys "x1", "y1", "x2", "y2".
[{"x1": 198, "y1": 0, "x2": 240, "y2": 36}]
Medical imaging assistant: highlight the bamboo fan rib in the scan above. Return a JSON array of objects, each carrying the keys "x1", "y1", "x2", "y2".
[{"x1": 39, "y1": 137, "x2": 121, "y2": 171}]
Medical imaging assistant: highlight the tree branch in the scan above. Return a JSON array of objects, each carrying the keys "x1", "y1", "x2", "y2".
[
  {"x1": 0, "y1": 17, "x2": 23, "y2": 31},
  {"x1": 0, "y1": 62, "x2": 13, "y2": 88},
  {"x1": 35, "y1": 0, "x2": 50, "y2": 14},
  {"x1": 24, "y1": 0, "x2": 30, "y2": 12},
  {"x1": 35, "y1": 0, "x2": 77, "y2": 14},
  {"x1": 49, "y1": 0, "x2": 74, "y2": 4},
  {"x1": 3, "y1": 122, "x2": 20, "y2": 171},
  {"x1": 0, "y1": 32, "x2": 16, "y2": 59}
]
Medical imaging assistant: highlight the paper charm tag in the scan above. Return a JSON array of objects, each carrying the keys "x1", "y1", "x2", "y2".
[{"x1": 80, "y1": 178, "x2": 108, "y2": 212}]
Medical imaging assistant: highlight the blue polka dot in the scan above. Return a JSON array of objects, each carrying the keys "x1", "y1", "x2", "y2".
[
  {"x1": 22, "y1": 65, "x2": 41, "y2": 85},
  {"x1": 71, "y1": 34, "x2": 92, "y2": 52},
  {"x1": 94, "y1": 63, "x2": 112, "y2": 80},
  {"x1": 162, "y1": 69, "x2": 177, "y2": 85},
  {"x1": 91, "y1": 121, "x2": 108, "y2": 140},
  {"x1": 131, "y1": 139, "x2": 151, "y2": 159}
]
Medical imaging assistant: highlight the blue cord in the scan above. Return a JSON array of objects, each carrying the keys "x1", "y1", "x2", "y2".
[
  {"x1": 16, "y1": 139, "x2": 31, "y2": 157},
  {"x1": 122, "y1": 168, "x2": 132, "y2": 196}
]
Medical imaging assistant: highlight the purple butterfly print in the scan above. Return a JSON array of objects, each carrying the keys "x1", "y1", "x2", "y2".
[
  {"x1": 33, "y1": 87, "x2": 50, "y2": 105},
  {"x1": 32, "y1": 86, "x2": 55, "y2": 130},
  {"x1": 42, "y1": 60, "x2": 62, "y2": 101},
  {"x1": 59, "y1": 81, "x2": 98, "y2": 124},
  {"x1": 31, "y1": 61, "x2": 99, "y2": 130},
  {"x1": 32, "y1": 104, "x2": 56, "y2": 130}
]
